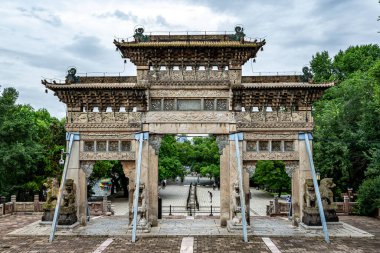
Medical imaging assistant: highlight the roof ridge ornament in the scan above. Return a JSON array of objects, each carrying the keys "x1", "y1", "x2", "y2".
[
  {"x1": 133, "y1": 26, "x2": 150, "y2": 42},
  {"x1": 230, "y1": 25, "x2": 245, "y2": 41},
  {"x1": 301, "y1": 66, "x2": 313, "y2": 83},
  {"x1": 65, "y1": 67, "x2": 80, "y2": 84}
]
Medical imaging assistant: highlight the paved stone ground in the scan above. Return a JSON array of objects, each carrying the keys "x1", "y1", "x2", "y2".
[
  {"x1": 2, "y1": 214, "x2": 380, "y2": 252},
  {"x1": 110, "y1": 177, "x2": 275, "y2": 217},
  {"x1": 250, "y1": 188, "x2": 274, "y2": 216},
  {"x1": 110, "y1": 197, "x2": 129, "y2": 216},
  {"x1": 0, "y1": 214, "x2": 40, "y2": 236},
  {"x1": 159, "y1": 180, "x2": 273, "y2": 217}
]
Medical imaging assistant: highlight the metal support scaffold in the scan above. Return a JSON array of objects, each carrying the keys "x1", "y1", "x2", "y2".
[
  {"x1": 132, "y1": 132, "x2": 148, "y2": 242},
  {"x1": 230, "y1": 132, "x2": 248, "y2": 242},
  {"x1": 49, "y1": 132, "x2": 78, "y2": 242},
  {"x1": 301, "y1": 132, "x2": 330, "y2": 243}
]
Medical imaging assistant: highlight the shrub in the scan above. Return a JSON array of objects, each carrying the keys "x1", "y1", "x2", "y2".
[{"x1": 357, "y1": 176, "x2": 380, "y2": 216}]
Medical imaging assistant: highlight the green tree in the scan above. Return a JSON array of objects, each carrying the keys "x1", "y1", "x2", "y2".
[
  {"x1": 158, "y1": 135, "x2": 186, "y2": 181},
  {"x1": 186, "y1": 137, "x2": 219, "y2": 175},
  {"x1": 356, "y1": 176, "x2": 380, "y2": 216},
  {"x1": 0, "y1": 88, "x2": 42, "y2": 199},
  {"x1": 159, "y1": 157, "x2": 185, "y2": 181},
  {"x1": 252, "y1": 160, "x2": 290, "y2": 197},
  {"x1": 200, "y1": 164, "x2": 220, "y2": 179},
  {"x1": 0, "y1": 87, "x2": 65, "y2": 200},
  {"x1": 333, "y1": 45, "x2": 380, "y2": 81},
  {"x1": 89, "y1": 160, "x2": 128, "y2": 197},
  {"x1": 311, "y1": 45, "x2": 380, "y2": 194},
  {"x1": 310, "y1": 51, "x2": 333, "y2": 83},
  {"x1": 158, "y1": 135, "x2": 220, "y2": 182}
]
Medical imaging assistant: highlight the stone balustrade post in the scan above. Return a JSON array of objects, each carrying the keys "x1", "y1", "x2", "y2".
[
  {"x1": 268, "y1": 200, "x2": 273, "y2": 215},
  {"x1": 274, "y1": 197, "x2": 279, "y2": 214},
  {"x1": 34, "y1": 195, "x2": 40, "y2": 212},
  {"x1": 103, "y1": 196, "x2": 108, "y2": 213},
  {"x1": 343, "y1": 195, "x2": 350, "y2": 214},
  {"x1": 11, "y1": 195, "x2": 16, "y2": 213},
  {"x1": 0, "y1": 196, "x2": 5, "y2": 215}
]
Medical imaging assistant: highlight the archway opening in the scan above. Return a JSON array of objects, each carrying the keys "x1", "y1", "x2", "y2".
[
  {"x1": 88, "y1": 161, "x2": 129, "y2": 216},
  {"x1": 158, "y1": 134, "x2": 221, "y2": 219},
  {"x1": 250, "y1": 160, "x2": 291, "y2": 217}
]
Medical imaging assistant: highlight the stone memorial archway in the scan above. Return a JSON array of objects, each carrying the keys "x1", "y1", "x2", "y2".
[{"x1": 43, "y1": 27, "x2": 333, "y2": 230}]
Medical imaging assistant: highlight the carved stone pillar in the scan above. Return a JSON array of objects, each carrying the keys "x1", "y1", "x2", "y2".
[
  {"x1": 216, "y1": 135, "x2": 229, "y2": 227},
  {"x1": 296, "y1": 135, "x2": 312, "y2": 226},
  {"x1": 227, "y1": 135, "x2": 250, "y2": 231},
  {"x1": 121, "y1": 161, "x2": 135, "y2": 223},
  {"x1": 285, "y1": 162, "x2": 299, "y2": 225},
  {"x1": 147, "y1": 134, "x2": 162, "y2": 226},
  {"x1": 79, "y1": 161, "x2": 95, "y2": 225}
]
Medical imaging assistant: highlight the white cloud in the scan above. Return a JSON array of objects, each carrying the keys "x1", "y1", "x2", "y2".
[{"x1": 0, "y1": 0, "x2": 379, "y2": 117}]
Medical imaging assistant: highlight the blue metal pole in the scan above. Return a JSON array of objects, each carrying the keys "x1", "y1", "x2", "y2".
[
  {"x1": 132, "y1": 132, "x2": 146, "y2": 242},
  {"x1": 304, "y1": 133, "x2": 330, "y2": 243},
  {"x1": 49, "y1": 133, "x2": 75, "y2": 242},
  {"x1": 232, "y1": 133, "x2": 248, "y2": 242}
]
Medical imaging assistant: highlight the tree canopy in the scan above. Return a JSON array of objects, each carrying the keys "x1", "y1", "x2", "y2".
[
  {"x1": 311, "y1": 45, "x2": 380, "y2": 202},
  {"x1": 252, "y1": 160, "x2": 290, "y2": 197},
  {"x1": 89, "y1": 160, "x2": 128, "y2": 197},
  {"x1": 0, "y1": 87, "x2": 65, "y2": 200},
  {"x1": 158, "y1": 135, "x2": 220, "y2": 181}
]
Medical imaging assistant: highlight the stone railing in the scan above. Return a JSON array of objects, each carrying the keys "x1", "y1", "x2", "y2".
[
  {"x1": 266, "y1": 197, "x2": 290, "y2": 216},
  {"x1": 266, "y1": 196, "x2": 358, "y2": 217},
  {"x1": 335, "y1": 202, "x2": 357, "y2": 215},
  {"x1": 242, "y1": 75, "x2": 302, "y2": 83},
  {"x1": 77, "y1": 76, "x2": 137, "y2": 84},
  {"x1": 88, "y1": 196, "x2": 113, "y2": 216},
  {"x1": 0, "y1": 195, "x2": 112, "y2": 217},
  {"x1": 0, "y1": 203, "x2": 14, "y2": 216}
]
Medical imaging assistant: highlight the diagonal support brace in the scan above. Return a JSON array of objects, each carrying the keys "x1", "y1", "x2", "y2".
[
  {"x1": 49, "y1": 132, "x2": 79, "y2": 242},
  {"x1": 131, "y1": 132, "x2": 149, "y2": 242},
  {"x1": 300, "y1": 132, "x2": 330, "y2": 243},
  {"x1": 229, "y1": 133, "x2": 248, "y2": 242}
]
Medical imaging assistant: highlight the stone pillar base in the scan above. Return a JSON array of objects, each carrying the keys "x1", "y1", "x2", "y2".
[
  {"x1": 226, "y1": 220, "x2": 251, "y2": 232},
  {"x1": 302, "y1": 208, "x2": 339, "y2": 226},
  {"x1": 128, "y1": 220, "x2": 152, "y2": 233}
]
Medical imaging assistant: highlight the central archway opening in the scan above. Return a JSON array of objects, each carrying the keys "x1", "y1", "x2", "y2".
[
  {"x1": 250, "y1": 160, "x2": 291, "y2": 217},
  {"x1": 158, "y1": 134, "x2": 220, "y2": 219},
  {"x1": 88, "y1": 161, "x2": 129, "y2": 216}
]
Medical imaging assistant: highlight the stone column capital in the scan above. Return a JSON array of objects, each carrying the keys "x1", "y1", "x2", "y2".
[
  {"x1": 285, "y1": 165, "x2": 299, "y2": 177},
  {"x1": 80, "y1": 161, "x2": 95, "y2": 178},
  {"x1": 149, "y1": 134, "x2": 163, "y2": 155},
  {"x1": 216, "y1": 135, "x2": 229, "y2": 155}
]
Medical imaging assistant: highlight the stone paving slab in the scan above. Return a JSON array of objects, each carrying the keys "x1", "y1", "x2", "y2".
[
  {"x1": 8, "y1": 215, "x2": 374, "y2": 240},
  {"x1": 2, "y1": 214, "x2": 380, "y2": 252}
]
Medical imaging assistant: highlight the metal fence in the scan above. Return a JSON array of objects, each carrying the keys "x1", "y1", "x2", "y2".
[{"x1": 162, "y1": 205, "x2": 220, "y2": 217}]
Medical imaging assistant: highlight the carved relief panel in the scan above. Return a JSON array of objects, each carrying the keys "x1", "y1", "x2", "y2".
[{"x1": 243, "y1": 151, "x2": 298, "y2": 161}]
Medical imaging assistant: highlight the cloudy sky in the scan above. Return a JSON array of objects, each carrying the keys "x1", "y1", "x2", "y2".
[{"x1": 0, "y1": 0, "x2": 379, "y2": 118}]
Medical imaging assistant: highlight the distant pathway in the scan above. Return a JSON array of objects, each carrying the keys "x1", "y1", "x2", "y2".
[
  {"x1": 159, "y1": 176, "x2": 275, "y2": 216},
  {"x1": 250, "y1": 188, "x2": 274, "y2": 216}
]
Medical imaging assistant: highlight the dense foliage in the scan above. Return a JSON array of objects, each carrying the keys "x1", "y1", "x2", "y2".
[
  {"x1": 158, "y1": 135, "x2": 220, "y2": 181},
  {"x1": 252, "y1": 160, "x2": 290, "y2": 197},
  {"x1": 88, "y1": 160, "x2": 128, "y2": 197},
  {"x1": 0, "y1": 87, "x2": 65, "y2": 200},
  {"x1": 311, "y1": 44, "x2": 380, "y2": 213},
  {"x1": 356, "y1": 176, "x2": 380, "y2": 216}
]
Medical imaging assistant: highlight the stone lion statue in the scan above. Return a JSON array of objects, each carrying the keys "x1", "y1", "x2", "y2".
[
  {"x1": 304, "y1": 179, "x2": 316, "y2": 208},
  {"x1": 62, "y1": 179, "x2": 76, "y2": 210},
  {"x1": 43, "y1": 178, "x2": 59, "y2": 210},
  {"x1": 319, "y1": 178, "x2": 335, "y2": 206}
]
